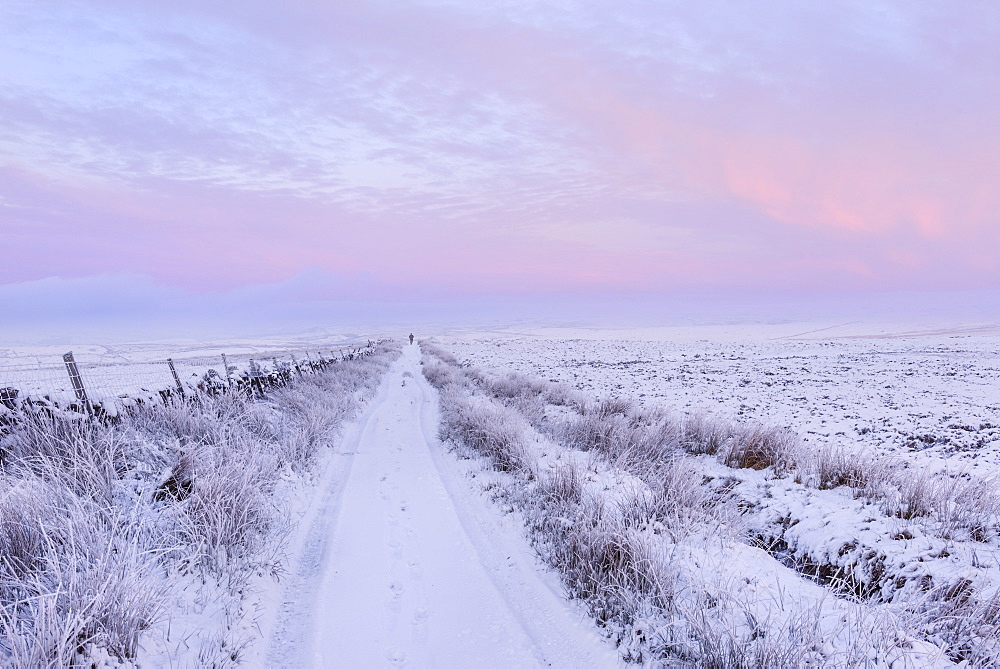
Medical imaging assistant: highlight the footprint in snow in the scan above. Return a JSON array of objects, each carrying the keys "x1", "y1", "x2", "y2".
[
  {"x1": 411, "y1": 607, "x2": 430, "y2": 642},
  {"x1": 387, "y1": 581, "x2": 404, "y2": 613}
]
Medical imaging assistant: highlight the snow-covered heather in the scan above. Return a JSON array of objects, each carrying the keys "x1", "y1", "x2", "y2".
[
  {"x1": 422, "y1": 333, "x2": 1000, "y2": 666},
  {"x1": 439, "y1": 325, "x2": 1000, "y2": 473}
]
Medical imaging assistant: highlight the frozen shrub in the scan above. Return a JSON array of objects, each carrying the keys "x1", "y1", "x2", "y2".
[
  {"x1": 419, "y1": 341, "x2": 460, "y2": 366},
  {"x1": 140, "y1": 395, "x2": 241, "y2": 447},
  {"x1": 932, "y1": 473, "x2": 1000, "y2": 541},
  {"x1": 722, "y1": 426, "x2": 797, "y2": 473},
  {"x1": 680, "y1": 413, "x2": 733, "y2": 456},
  {"x1": 421, "y1": 359, "x2": 469, "y2": 390},
  {"x1": 881, "y1": 469, "x2": 935, "y2": 520},
  {"x1": 537, "y1": 462, "x2": 583, "y2": 506},
  {"x1": 536, "y1": 496, "x2": 644, "y2": 622},
  {"x1": 3, "y1": 416, "x2": 143, "y2": 513},
  {"x1": 175, "y1": 435, "x2": 279, "y2": 568},
  {"x1": 620, "y1": 458, "x2": 732, "y2": 542},
  {"x1": 676, "y1": 595, "x2": 830, "y2": 669},
  {"x1": 558, "y1": 411, "x2": 620, "y2": 453},
  {"x1": 0, "y1": 476, "x2": 171, "y2": 665},
  {"x1": 490, "y1": 392, "x2": 548, "y2": 435},
  {"x1": 586, "y1": 397, "x2": 634, "y2": 419},
  {"x1": 439, "y1": 393, "x2": 530, "y2": 473},
  {"x1": 542, "y1": 381, "x2": 585, "y2": 409},
  {"x1": 804, "y1": 450, "x2": 1000, "y2": 540},
  {"x1": 876, "y1": 467, "x2": 1000, "y2": 538},
  {"x1": 556, "y1": 407, "x2": 683, "y2": 477},
  {"x1": 0, "y1": 478, "x2": 53, "y2": 580},
  {"x1": 485, "y1": 372, "x2": 549, "y2": 401},
  {"x1": 810, "y1": 445, "x2": 878, "y2": 490},
  {"x1": 268, "y1": 383, "x2": 350, "y2": 471},
  {"x1": 627, "y1": 411, "x2": 683, "y2": 472},
  {"x1": 927, "y1": 587, "x2": 1000, "y2": 665}
]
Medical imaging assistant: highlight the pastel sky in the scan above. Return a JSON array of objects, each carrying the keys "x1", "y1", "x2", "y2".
[{"x1": 1, "y1": 1, "x2": 998, "y2": 338}]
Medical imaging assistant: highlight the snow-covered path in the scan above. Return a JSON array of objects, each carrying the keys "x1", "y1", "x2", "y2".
[{"x1": 266, "y1": 344, "x2": 619, "y2": 668}]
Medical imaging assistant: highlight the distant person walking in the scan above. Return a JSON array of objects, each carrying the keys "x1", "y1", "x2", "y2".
[{"x1": 409, "y1": 333, "x2": 415, "y2": 345}]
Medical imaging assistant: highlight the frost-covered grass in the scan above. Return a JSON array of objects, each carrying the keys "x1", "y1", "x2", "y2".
[
  {"x1": 422, "y1": 341, "x2": 1000, "y2": 666},
  {"x1": 440, "y1": 334, "x2": 1000, "y2": 468},
  {"x1": 0, "y1": 343, "x2": 398, "y2": 667}
]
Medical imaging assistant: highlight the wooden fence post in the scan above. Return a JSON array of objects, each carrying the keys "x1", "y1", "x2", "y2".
[
  {"x1": 167, "y1": 359, "x2": 185, "y2": 397},
  {"x1": 249, "y1": 359, "x2": 264, "y2": 396},
  {"x1": 222, "y1": 353, "x2": 232, "y2": 386},
  {"x1": 62, "y1": 351, "x2": 93, "y2": 415}
]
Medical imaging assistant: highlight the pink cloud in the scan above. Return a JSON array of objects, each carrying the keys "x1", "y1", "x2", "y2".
[{"x1": 1, "y1": 0, "x2": 998, "y2": 310}]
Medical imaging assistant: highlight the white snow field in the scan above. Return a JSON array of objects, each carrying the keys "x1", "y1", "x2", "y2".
[
  {"x1": 257, "y1": 343, "x2": 621, "y2": 668},
  {"x1": 8, "y1": 321, "x2": 999, "y2": 665},
  {"x1": 440, "y1": 323, "x2": 1000, "y2": 472}
]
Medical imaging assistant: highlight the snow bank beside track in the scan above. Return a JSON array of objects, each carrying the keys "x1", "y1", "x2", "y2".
[{"x1": 423, "y1": 340, "x2": 1000, "y2": 666}]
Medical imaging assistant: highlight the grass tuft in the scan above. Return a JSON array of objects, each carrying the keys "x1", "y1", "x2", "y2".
[{"x1": 722, "y1": 425, "x2": 798, "y2": 474}]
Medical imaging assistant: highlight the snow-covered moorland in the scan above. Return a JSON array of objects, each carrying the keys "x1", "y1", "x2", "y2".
[
  {"x1": 0, "y1": 342, "x2": 399, "y2": 667},
  {"x1": 441, "y1": 327, "x2": 1000, "y2": 469},
  {"x1": 423, "y1": 329, "x2": 1000, "y2": 666},
  {"x1": 4, "y1": 322, "x2": 998, "y2": 666}
]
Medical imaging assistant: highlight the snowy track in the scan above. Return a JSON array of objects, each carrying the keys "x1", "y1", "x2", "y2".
[{"x1": 264, "y1": 345, "x2": 619, "y2": 668}]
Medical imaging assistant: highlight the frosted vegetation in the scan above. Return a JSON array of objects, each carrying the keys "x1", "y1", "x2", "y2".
[
  {"x1": 421, "y1": 342, "x2": 1000, "y2": 666},
  {"x1": 0, "y1": 343, "x2": 398, "y2": 667},
  {"x1": 3, "y1": 332, "x2": 998, "y2": 666}
]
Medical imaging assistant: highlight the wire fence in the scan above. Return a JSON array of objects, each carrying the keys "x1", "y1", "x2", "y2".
[{"x1": 0, "y1": 338, "x2": 386, "y2": 420}]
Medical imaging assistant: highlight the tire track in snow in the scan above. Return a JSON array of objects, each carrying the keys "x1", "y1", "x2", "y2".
[{"x1": 256, "y1": 365, "x2": 391, "y2": 668}]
